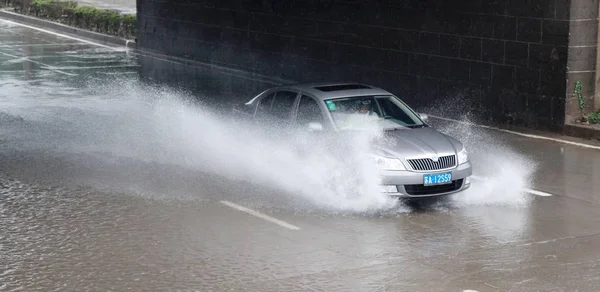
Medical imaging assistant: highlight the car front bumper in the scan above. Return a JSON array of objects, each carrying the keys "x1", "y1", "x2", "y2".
[{"x1": 378, "y1": 161, "x2": 473, "y2": 198}]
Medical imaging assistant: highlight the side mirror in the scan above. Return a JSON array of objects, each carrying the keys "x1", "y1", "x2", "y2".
[
  {"x1": 419, "y1": 113, "x2": 429, "y2": 122},
  {"x1": 307, "y1": 122, "x2": 324, "y2": 131}
]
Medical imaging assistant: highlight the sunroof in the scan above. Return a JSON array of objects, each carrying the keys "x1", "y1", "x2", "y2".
[{"x1": 314, "y1": 84, "x2": 371, "y2": 92}]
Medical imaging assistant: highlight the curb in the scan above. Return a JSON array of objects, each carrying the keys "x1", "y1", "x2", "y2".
[
  {"x1": 564, "y1": 123, "x2": 600, "y2": 142},
  {"x1": 0, "y1": 9, "x2": 136, "y2": 49}
]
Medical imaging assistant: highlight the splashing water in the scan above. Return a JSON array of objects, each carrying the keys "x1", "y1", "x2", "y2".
[
  {"x1": 413, "y1": 88, "x2": 539, "y2": 208},
  {"x1": 0, "y1": 77, "x2": 400, "y2": 214},
  {"x1": 147, "y1": 93, "x2": 400, "y2": 213},
  {"x1": 1, "y1": 76, "x2": 540, "y2": 214},
  {"x1": 433, "y1": 114, "x2": 538, "y2": 207}
]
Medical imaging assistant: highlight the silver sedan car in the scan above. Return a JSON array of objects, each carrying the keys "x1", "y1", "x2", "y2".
[{"x1": 233, "y1": 82, "x2": 472, "y2": 198}]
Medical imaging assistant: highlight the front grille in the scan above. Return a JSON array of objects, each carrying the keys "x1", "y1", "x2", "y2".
[
  {"x1": 404, "y1": 179, "x2": 463, "y2": 196},
  {"x1": 407, "y1": 155, "x2": 456, "y2": 171}
]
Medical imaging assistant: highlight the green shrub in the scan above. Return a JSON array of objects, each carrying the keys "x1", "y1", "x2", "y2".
[
  {"x1": 589, "y1": 111, "x2": 600, "y2": 124},
  {"x1": 0, "y1": 0, "x2": 135, "y2": 39}
]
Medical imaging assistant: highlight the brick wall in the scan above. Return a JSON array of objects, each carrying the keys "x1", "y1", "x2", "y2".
[{"x1": 136, "y1": 0, "x2": 588, "y2": 131}]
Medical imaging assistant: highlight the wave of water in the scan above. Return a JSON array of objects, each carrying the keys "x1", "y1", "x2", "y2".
[
  {"x1": 1, "y1": 77, "x2": 401, "y2": 214},
  {"x1": 0, "y1": 77, "x2": 538, "y2": 214},
  {"x1": 425, "y1": 102, "x2": 538, "y2": 208}
]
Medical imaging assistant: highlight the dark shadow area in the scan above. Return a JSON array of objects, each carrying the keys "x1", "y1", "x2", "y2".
[
  {"x1": 136, "y1": 0, "x2": 572, "y2": 133},
  {"x1": 400, "y1": 196, "x2": 458, "y2": 213}
]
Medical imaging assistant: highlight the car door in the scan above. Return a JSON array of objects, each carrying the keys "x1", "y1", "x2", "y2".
[
  {"x1": 253, "y1": 89, "x2": 299, "y2": 131},
  {"x1": 292, "y1": 93, "x2": 330, "y2": 154},
  {"x1": 253, "y1": 91, "x2": 276, "y2": 122},
  {"x1": 294, "y1": 93, "x2": 327, "y2": 131},
  {"x1": 270, "y1": 90, "x2": 299, "y2": 127}
]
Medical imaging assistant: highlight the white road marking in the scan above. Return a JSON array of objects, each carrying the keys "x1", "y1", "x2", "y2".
[
  {"x1": 470, "y1": 176, "x2": 553, "y2": 197},
  {"x1": 219, "y1": 200, "x2": 301, "y2": 230},
  {"x1": 427, "y1": 114, "x2": 600, "y2": 151},
  {"x1": 99, "y1": 71, "x2": 138, "y2": 75},
  {"x1": 0, "y1": 18, "x2": 123, "y2": 51},
  {"x1": 0, "y1": 50, "x2": 77, "y2": 76},
  {"x1": 0, "y1": 42, "x2": 86, "y2": 47},
  {"x1": 49, "y1": 65, "x2": 140, "y2": 70},
  {"x1": 0, "y1": 70, "x2": 46, "y2": 72},
  {"x1": 525, "y1": 189, "x2": 554, "y2": 197}
]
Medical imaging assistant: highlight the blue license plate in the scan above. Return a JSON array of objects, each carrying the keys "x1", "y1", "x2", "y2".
[{"x1": 423, "y1": 172, "x2": 452, "y2": 186}]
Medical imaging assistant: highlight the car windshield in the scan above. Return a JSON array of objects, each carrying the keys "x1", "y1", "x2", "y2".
[{"x1": 323, "y1": 95, "x2": 425, "y2": 130}]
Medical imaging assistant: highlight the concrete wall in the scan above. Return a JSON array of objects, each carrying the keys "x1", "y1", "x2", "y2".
[
  {"x1": 567, "y1": 0, "x2": 599, "y2": 124},
  {"x1": 136, "y1": 0, "x2": 600, "y2": 132}
]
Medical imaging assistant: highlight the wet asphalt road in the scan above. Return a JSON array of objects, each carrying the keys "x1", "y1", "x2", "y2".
[{"x1": 2, "y1": 18, "x2": 600, "y2": 292}]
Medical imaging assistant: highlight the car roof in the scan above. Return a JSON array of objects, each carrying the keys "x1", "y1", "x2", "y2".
[{"x1": 268, "y1": 82, "x2": 394, "y2": 101}]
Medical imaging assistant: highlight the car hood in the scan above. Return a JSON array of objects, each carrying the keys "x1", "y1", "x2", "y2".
[{"x1": 372, "y1": 127, "x2": 463, "y2": 159}]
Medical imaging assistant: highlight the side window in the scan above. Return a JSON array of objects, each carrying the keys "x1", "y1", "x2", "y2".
[
  {"x1": 255, "y1": 92, "x2": 275, "y2": 117},
  {"x1": 270, "y1": 91, "x2": 298, "y2": 120},
  {"x1": 296, "y1": 95, "x2": 324, "y2": 126}
]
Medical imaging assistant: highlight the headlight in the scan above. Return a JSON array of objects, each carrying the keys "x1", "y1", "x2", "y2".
[
  {"x1": 371, "y1": 154, "x2": 405, "y2": 171},
  {"x1": 457, "y1": 147, "x2": 469, "y2": 164}
]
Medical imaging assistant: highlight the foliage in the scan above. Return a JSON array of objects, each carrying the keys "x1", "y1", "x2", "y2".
[
  {"x1": 0, "y1": 0, "x2": 136, "y2": 39},
  {"x1": 574, "y1": 80, "x2": 584, "y2": 111},
  {"x1": 589, "y1": 111, "x2": 600, "y2": 124}
]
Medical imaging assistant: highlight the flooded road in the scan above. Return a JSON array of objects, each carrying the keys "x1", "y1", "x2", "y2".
[{"x1": 2, "y1": 17, "x2": 600, "y2": 292}]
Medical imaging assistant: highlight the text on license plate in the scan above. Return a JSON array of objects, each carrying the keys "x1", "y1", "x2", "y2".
[{"x1": 423, "y1": 172, "x2": 452, "y2": 186}]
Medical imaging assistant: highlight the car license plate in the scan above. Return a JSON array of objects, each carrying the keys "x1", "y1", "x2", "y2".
[{"x1": 423, "y1": 172, "x2": 452, "y2": 186}]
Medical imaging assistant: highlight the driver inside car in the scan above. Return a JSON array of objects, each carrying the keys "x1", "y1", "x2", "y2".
[{"x1": 353, "y1": 100, "x2": 380, "y2": 118}]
